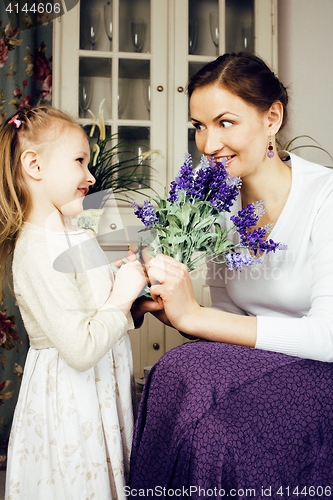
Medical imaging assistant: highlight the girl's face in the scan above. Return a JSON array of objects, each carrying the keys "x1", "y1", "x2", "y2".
[
  {"x1": 39, "y1": 125, "x2": 95, "y2": 218},
  {"x1": 190, "y1": 84, "x2": 271, "y2": 181}
]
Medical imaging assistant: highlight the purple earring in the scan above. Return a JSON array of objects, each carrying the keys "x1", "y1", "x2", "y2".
[{"x1": 267, "y1": 138, "x2": 274, "y2": 159}]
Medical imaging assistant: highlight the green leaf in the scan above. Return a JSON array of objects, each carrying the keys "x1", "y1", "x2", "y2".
[
  {"x1": 181, "y1": 202, "x2": 191, "y2": 227},
  {"x1": 215, "y1": 239, "x2": 235, "y2": 254},
  {"x1": 196, "y1": 232, "x2": 216, "y2": 248},
  {"x1": 170, "y1": 235, "x2": 188, "y2": 244},
  {"x1": 166, "y1": 214, "x2": 182, "y2": 228},
  {"x1": 190, "y1": 206, "x2": 201, "y2": 227},
  {"x1": 192, "y1": 215, "x2": 215, "y2": 232},
  {"x1": 215, "y1": 212, "x2": 227, "y2": 221}
]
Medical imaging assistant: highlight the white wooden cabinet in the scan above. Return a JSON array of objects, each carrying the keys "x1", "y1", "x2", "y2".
[{"x1": 53, "y1": 0, "x2": 277, "y2": 377}]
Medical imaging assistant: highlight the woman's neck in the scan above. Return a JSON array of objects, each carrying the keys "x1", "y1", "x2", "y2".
[{"x1": 240, "y1": 156, "x2": 292, "y2": 226}]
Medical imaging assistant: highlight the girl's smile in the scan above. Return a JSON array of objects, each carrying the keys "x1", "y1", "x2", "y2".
[{"x1": 77, "y1": 187, "x2": 89, "y2": 197}]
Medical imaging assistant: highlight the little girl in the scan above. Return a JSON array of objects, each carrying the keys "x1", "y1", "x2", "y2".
[{"x1": 1, "y1": 106, "x2": 147, "y2": 499}]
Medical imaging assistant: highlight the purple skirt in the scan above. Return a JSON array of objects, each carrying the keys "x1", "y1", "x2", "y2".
[{"x1": 129, "y1": 342, "x2": 333, "y2": 499}]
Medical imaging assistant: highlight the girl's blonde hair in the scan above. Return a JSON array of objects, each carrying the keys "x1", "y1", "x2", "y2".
[{"x1": 0, "y1": 105, "x2": 83, "y2": 300}]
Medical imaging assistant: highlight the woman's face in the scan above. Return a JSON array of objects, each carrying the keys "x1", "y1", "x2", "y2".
[{"x1": 190, "y1": 83, "x2": 271, "y2": 181}]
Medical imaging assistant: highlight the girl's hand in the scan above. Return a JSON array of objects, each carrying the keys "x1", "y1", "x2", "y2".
[
  {"x1": 107, "y1": 255, "x2": 147, "y2": 315},
  {"x1": 147, "y1": 254, "x2": 201, "y2": 332},
  {"x1": 131, "y1": 295, "x2": 167, "y2": 328}
]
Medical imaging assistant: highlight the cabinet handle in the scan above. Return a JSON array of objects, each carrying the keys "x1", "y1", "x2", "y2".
[
  {"x1": 177, "y1": 86, "x2": 184, "y2": 93},
  {"x1": 110, "y1": 223, "x2": 117, "y2": 230},
  {"x1": 157, "y1": 85, "x2": 164, "y2": 92},
  {"x1": 153, "y1": 343, "x2": 160, "y2": 350}
]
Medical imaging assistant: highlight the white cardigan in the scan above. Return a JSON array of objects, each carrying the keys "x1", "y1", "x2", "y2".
[
  {"x1": 206, "y1": 153, "x2": 333, "y2": 362},
  {"x1": 13, "y1": 223, "x2": 134, "y2": 371}
]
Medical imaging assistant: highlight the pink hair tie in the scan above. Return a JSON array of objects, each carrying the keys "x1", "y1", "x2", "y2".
[{"x1": 8, "y1": 114, "x2": 22, "y2": 129}]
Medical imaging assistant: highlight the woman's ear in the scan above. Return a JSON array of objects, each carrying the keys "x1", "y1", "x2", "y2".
[
  {"x1": 267, "y1": 101, "x2": 283, "y2": 136},
  {"x1": 21, "y1": 150, "x2": 42, "y2": 181}
]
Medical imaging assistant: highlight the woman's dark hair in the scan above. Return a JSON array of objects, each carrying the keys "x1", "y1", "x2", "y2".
[{"x1": 187, "y1": 52, "x2": 288, "y2": 130}]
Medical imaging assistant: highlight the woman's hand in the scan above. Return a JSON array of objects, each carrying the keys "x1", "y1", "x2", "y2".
[{"x1": 147, "y1": 254, "x2": 201, "y2": 332}]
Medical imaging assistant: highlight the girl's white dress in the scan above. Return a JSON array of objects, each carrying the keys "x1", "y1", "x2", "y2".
[{"x1": 5, "y1": 223, "x2": 136, "y2": 500}]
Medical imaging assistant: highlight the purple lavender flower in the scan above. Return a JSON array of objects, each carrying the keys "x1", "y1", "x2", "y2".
[
  {"x1": 132, "y1": 200, "x2": 159, "y2": 228},
  {"x1": 254, "y1": 200, "x2": 266, "y2": 218},
  {"x1": 168, "y1": 152, "x2": 194, "y2": 202},
  {"x1": 168, "y1": 153, "x2": 240, "y2": 213},
  {"x1": 230, "y1": 203, "x2": 259, "y2": 232},
  {"x1": 227, "y1": 176, "x2": 242, "y2": 189},
  {"x1": 231, "y1": 204, "x2": 283, "y2": 256},
  {"x1": 225, "y1": 252, "x2": 256, "y2": 270}
]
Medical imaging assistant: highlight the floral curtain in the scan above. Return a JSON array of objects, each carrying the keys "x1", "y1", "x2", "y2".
[
  {"x1": 0, "y1": 0, "x2": 53, "y2": 466},
  {"x1": 0, "y1": 283, "x2": 28, "y2": 468},
  {"x1": 0, "y1": 0, "x2": 52, "y2": 121}
]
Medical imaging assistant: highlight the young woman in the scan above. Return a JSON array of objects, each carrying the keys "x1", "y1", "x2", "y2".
[
  {"x1": 1, "y1": 106, "x2": 146, "y2": 499},
  {"x1": 129, "y1": 53, "x2": 333, "y2": 497},
  {"x1": 141, "y1": 51, "x2": 333, "y2": 362}
]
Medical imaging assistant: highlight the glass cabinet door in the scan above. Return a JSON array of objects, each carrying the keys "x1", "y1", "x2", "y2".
[
  {"x1": 173, "y1": 0, "x2": 276, "y2": 179},
  {"x1": 225, "y1": 0, "x2": 255, "y2": 53},
  {"x1": 55, "y1": 0, "x2": 167, "y2": 201},
  {"x1": 187, "y1": 0, "x2": 255, "y2": 169},
  {"x1": 78, "y1": 0, "x2": 151, "y2": 124},
  {"x1": 119, "y1": 0, "x2": 151, "y2": 54}
]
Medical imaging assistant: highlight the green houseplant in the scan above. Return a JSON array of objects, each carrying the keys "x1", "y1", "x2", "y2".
[
  {"x1": 278, "y1": 134, "x2": 333, "y2": 165},
  {"x1": 70, "y1": 100, "x2": 159, "y2": 234}
]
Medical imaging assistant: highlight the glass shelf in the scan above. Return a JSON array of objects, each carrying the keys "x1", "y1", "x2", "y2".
[
  {"x1": 118, "y1": 59, "x2": 150, "y2": 120},
  {"x1": 188, "y1": 128, "x2": 202, "y2": 169},
  {"x1": 117, "y1": 126, "x2": 151, "y2": 189},
  {"x1": 225, "y1": 0, "x2": 254, "y2": 53},
  {"x1": 186, "y1": 0, "x2": 255, "y2": 157},
  {"x1": 79, "y1": 57, "x2": 112, "y2": 118},
  {"x1": 80, "y1": 0, "x2": 114, "y2": 51},
  {"x1": 188, "y1": 0, "x2": 219, "y2": 56},
  {"x1": 119, "y1": 0, "x2": 151, "y2": 53}
]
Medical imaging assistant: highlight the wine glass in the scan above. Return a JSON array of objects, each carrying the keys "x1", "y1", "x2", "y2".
[
  {"x1": 87, "y1": 9, "x2": 101, "y2": 50},
  {"x1": 209, "y1": 11, "x2": 219, "y2": 55},
  {"x1": 142, "y1": 79, "x2": 150, "y2": 115},
  {"x1": 79, "y1": 78, "x2": 92, "y2": 117},
  {"x1": 241, "y1": 21, "x2": 254, "y2": 52},
  {"x1": 104, "y1": 1, "x2": 112, "y2": 50},
  {"x1": 188, "y1": 20, "x2": 198, "y2": 54},
  {"x1": 132, "y1": 145, "x2": 150, "y2": 189},
  {"x1": 118, "y1": 79, "x2": 129, "y2": 118},
  {"x1": 131, "y1": 18, "x2": 145, "y2": 52}
]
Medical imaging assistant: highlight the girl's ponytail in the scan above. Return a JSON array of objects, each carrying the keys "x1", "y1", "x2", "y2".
[{"x1": 0, "y1": 116, "x2": 30, "y2": 300}]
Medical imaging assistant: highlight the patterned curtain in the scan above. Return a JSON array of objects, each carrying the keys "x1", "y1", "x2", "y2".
[
  {"x1": 0, "y1": 0, "x2": 53, "y2": 466},
  {"x1": 0, "y1": 0, "x2": 52, "y2": 121}
]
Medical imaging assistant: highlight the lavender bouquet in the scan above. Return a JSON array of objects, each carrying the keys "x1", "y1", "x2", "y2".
[{"x1": 132, "y1": 153, "x2": 285, "y2": 275}]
